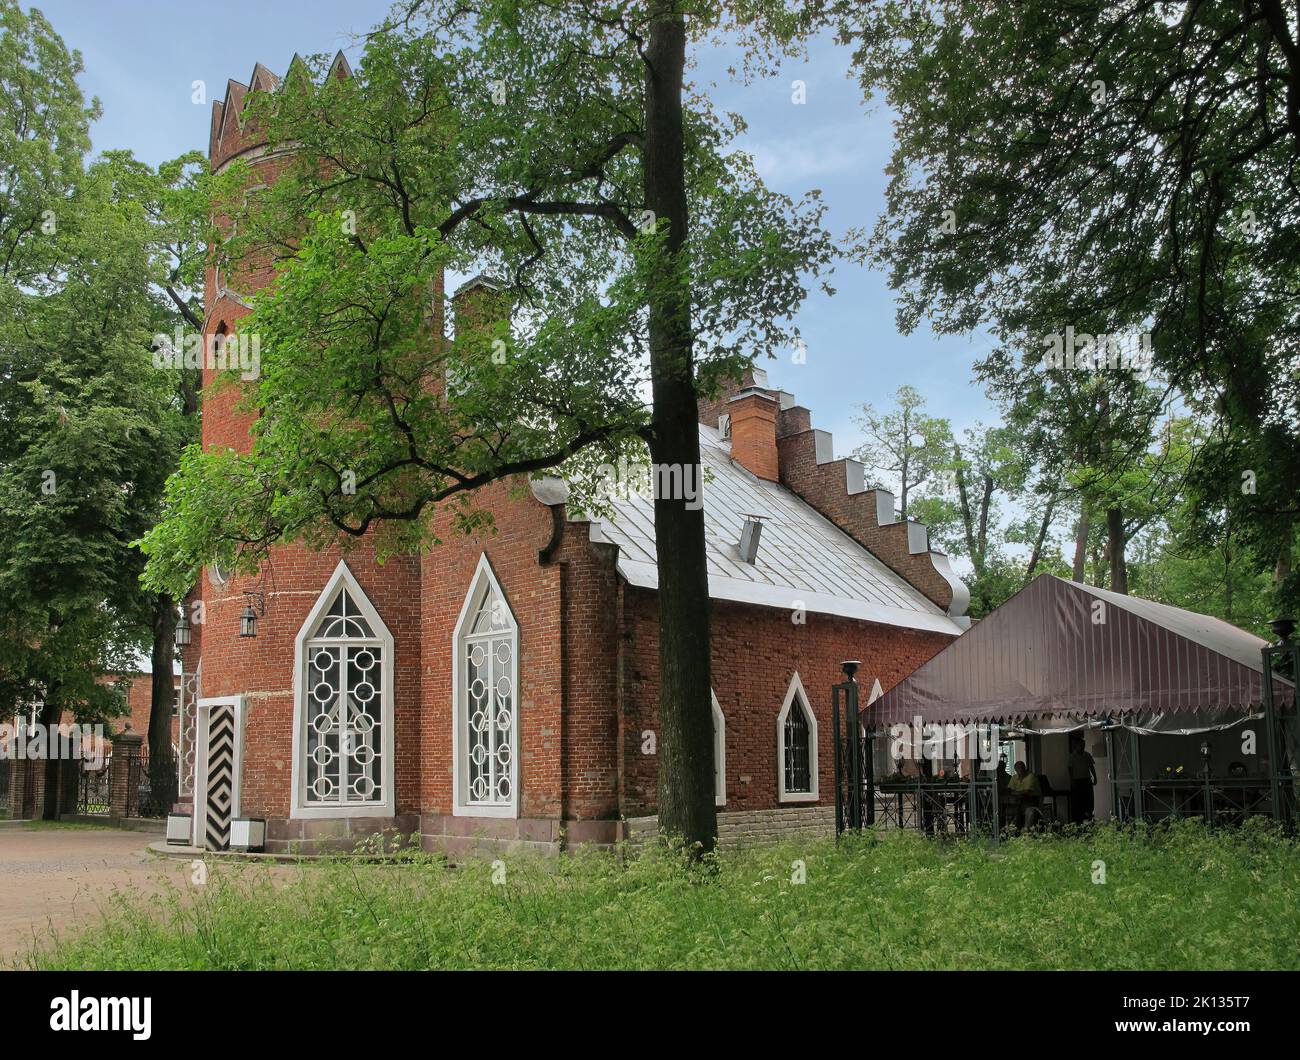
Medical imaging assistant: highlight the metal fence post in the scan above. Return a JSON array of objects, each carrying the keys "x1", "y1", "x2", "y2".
[{"x1": 832, "y1": 682, "x2": 844, "y2": 837}]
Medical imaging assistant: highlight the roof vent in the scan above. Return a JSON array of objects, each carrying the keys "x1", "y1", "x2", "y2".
[
  {"x1": 738, "y1": 514, "x2": 766, "y2": 564},
  {"x1": 717, "y1": 412, "x2": 730, "y2": 438}
]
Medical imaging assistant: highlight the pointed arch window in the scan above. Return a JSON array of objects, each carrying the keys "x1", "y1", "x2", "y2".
[
  {"x1": 777, "y1": 673, "x2": 819, "y2": 803},
  {"x1": 453, "y1": 555, "x2": 519, "y2": 817},
  {"x1": 292, "y1": 562, "x2": 394, "y2": 818}
]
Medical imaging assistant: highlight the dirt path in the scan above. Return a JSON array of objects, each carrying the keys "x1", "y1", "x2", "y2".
[{"x1": 0, "y1": 826, "x2": 196, "y2": 962}]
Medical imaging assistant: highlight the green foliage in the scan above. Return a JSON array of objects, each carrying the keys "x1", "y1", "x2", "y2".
[
  {"x1": 140, "y1": 4, "x2": 839, "y2": 598},
  {"x1": 839, "y1": 0, "x2": 1300, "y2": 613},
  {"x1": 24, "y1": 822, "x2": 1300, "y2": 970},
  {"x1": 0, "y1": 4, "x2": 198, "y2": 720},
  {"x1": 0, "y1": 0, "x2": 99, "y2": 289},
  {"x1": 853, "y1": 384, "x2": 951, "y2": 519}
]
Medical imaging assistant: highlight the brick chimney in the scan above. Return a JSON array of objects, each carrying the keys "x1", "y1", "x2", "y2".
[
  {"x1": 728, "y1": 386, "x2": 779, "y2": 481},
  {"x1": 452, "y1": 274, "x2": 510, "y2": 337}
]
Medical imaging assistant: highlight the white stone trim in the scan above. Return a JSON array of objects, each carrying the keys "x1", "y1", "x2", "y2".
[
  {"x1": 452, "y1": 554, "x2": 520, "y2": 819},
  {"x1": 776, "y1": 672, "x2": 818, "y2": 803},
  {"x1": 712, "y1": 690, "x2": 726, "y2": 807},
  {"x1": 290, "y1": 561, "x2": 395, "y2": 819}
]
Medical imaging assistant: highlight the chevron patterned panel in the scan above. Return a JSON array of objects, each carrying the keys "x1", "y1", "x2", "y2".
[{"x1": 204, "y1": 704, "x2": 236, "y2": 851}]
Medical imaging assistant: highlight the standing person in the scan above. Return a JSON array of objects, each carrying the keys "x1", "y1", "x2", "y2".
[{"x1": 1068, "y1": 735, "x2": 1097, "y2": 824}]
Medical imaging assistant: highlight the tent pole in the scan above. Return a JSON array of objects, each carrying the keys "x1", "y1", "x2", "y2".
[
  {"x1": 1131, "y1": 729, "x2": 1144, "y2": 822},
  {"x1": 1105, "y1": 726, "x2": 1118, "y2": 822}
]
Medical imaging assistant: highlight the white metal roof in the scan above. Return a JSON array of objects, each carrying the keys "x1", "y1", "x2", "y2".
[{"x1": 569, "y1": 425, "x2": 963, "y2": 636}]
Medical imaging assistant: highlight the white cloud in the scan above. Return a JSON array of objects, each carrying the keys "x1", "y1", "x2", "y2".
[{"x1": 746, "y1": 124, "x2": 873, "y2": 185}]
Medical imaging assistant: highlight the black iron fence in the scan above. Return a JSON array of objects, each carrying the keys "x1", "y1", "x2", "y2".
[
  {"x1": 77, "y1": 764, "x2": 111, "y2": 815},
  {"x1": 72, "y1": 745, "x2": 176, "y2": 818},
  {"x1": 132, "y1": 745, "x2": 177, "y2": 819},
  {"x1": 0, "y1": 758, "x2": 11, "y2": 815}
]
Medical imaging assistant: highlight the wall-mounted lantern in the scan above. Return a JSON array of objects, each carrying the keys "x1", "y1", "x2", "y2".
[
  {"x1": 239, "y1": 591, "x2": 266, "y2": 638},
  {"x1": 174, "y1": 607, "x2": 192, "y2": 647}
]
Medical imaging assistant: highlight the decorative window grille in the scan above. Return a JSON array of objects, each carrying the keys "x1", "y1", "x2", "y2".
[
  {"x1": 295, "y1": 569, "x2": 393, "y2": 812},
  {"x1": 454, "y1": 556, "x2": 518, "y2": 815},
  {"x1": 784, "y1": 703, "x2": 811, "y2": 793},
  {"x1": 303, "y1": 590, "x2": 382, "y2": 804},
  {"x1": 777, "y1": 673, "x2": 819, "y2": 802}
]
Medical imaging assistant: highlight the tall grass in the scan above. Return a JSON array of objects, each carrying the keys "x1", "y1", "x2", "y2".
[{"x1": 22, "y1": 820, "x2": 1300, "y2": 970}]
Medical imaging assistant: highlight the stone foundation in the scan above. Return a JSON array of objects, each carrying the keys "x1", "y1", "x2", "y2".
[
  {"x1": 626, "y1": 805, "x2": 834, "y2": 850},
  {"x1": 263, "y1": 814, "x2": 420, "y2": 854},
  {"x1": 229, "y1": 806, "x2": 834, "y2": 857},
  {"x1": 419, "y1": 814, "x2": 625, "y2": 860}
]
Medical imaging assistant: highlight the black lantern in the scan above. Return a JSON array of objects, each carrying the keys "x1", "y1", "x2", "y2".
[
  {"x1": 174, "y1": 607, "x2": 192, "y2": 647},
  {"x1": 239, "y1": 604, "x2": 257, "y2": 638}
]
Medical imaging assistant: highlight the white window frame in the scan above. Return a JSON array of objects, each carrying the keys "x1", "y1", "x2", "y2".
[
  {"x1": 776, "y1": 672, "x2": 819, "y2": 803},
  {"x1": 290, "y1": 561, "x2": 395, "y2": 820},
  {"x1": 712, "y1": 690, "x2": 726, "y2": 807},
  {"x1": 452, "y1": 553, "x2": 520, "y2": 819}
]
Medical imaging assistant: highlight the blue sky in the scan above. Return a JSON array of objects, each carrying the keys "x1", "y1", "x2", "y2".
[{"x1": 34, "y1": 0, "x2": 997, "y2": 455}]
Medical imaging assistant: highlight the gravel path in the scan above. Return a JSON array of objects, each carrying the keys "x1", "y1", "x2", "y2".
[{"x1": 0, "y1": 826, "x2": 195, "y2": 962}]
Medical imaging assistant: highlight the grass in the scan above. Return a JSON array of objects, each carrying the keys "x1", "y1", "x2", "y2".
[{"x1": 21, "y1": 820, "x2": 1300, "y2": 970}]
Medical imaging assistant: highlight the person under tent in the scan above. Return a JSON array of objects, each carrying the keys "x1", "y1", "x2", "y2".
[{"x1": 1067, "y1": 735, "x2": 1098, "y2": 824}]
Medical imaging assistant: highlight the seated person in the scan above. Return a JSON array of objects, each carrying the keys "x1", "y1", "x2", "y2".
[{"x1": 1007, "y1": 760, "x2": 1041, "y2": 828}]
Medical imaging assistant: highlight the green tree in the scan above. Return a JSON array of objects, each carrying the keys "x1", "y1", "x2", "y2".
[
  {"x1": 0, "y1": 4, "x2": 194, "y2": 812},
  {"x1": 909, "y1": 421, "x2": 1053, "y2": 617},
  {"x1": 852, "y1": 384, "x2": 951, "y2": 519},
  {"x1": 142, "y1": 1, "x2": 836, "y2": 851},
  {"x1": 101, "y1": 148, "x2": 209, "y2": 770},
  {"x1": 838, "y1": 0, "x2": 1300, "y2": 613}
]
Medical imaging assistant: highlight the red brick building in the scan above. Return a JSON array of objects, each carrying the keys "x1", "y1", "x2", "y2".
[{"x1": 177, "y1": 59, "x2": 970, "y2": 855}]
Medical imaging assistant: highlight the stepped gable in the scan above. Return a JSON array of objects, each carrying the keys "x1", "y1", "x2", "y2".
[{"x1": 698, "y1": 368, "x2": 970, "y2": 619}]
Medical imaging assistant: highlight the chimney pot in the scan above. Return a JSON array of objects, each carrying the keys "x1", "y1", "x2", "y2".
[{"x1": 738, "y1": 514, "x2": 765, "y2": 564}]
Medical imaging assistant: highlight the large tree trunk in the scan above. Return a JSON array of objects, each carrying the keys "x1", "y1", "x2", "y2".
[
  {"x1": 1072, "y1": 506, "x2": 1090, "y2": 582},
  {"x1": 148, "y1": 593, "x2": 178, "y2": 774},
  {"x1": 39, "y1": 688, "x2": 62, "y2": 820},
  {"x1": 1106, "y1": 506, "x2": 1128, "y2": 594},
  {"x1": 1025, "y1": 495, "x2": 1056, "y2": 579},
  {"x1": 643, "y1": 8, "x2": 717, "y2": 854}
]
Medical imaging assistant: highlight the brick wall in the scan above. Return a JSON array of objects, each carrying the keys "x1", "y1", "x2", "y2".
[
  {"x1": 185, "y1": 56, "x2": 962, "y2": 854},
  {"x1": 620, "y1": 588, "x2": 952, "y2": 818}
]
